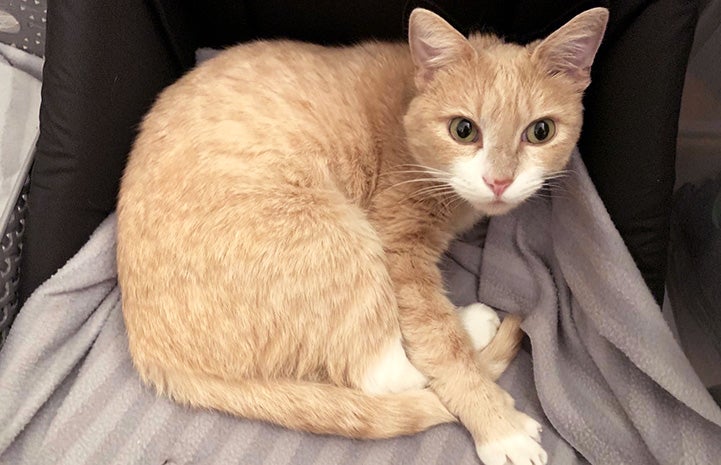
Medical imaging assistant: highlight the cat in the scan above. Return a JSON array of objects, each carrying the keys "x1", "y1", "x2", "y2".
[{"x1": 117, "y1": 7, "x2": 608, "y2": 465}]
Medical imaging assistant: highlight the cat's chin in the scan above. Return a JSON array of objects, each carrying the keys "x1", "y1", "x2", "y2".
[{"x1": 472, "y1": 200, "x2": 517, "y2": 216}]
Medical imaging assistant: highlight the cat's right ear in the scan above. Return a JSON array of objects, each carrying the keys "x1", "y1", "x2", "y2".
[
  {"x1": 408, "y1": 9, "x2": 473, "y2": 90},
  {"x1": 531, "y1": 8, "x2": 609, "y2": 90}
]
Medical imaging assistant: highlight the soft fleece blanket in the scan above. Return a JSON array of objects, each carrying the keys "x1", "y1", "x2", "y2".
[{"x1": 1, "y1": 152, "x2": 720, "y2": 465}]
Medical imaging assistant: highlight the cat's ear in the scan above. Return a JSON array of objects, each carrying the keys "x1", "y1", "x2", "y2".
[
  {"x1": 531, "y1": 7, "x2": 609, "y2": 89},
  {"x1": 408, "y1": 8, "x2": 473, "y2": 89}
]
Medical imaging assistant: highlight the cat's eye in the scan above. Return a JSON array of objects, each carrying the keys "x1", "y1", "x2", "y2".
[
  {"x1": 524, "y1": 119, "x2": 556, "y2": 144},
  {"x1": 449, "y1": 117, "x2": 479, "y2": 144}
]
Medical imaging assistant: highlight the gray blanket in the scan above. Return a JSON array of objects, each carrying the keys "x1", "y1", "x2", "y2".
[{"x1": 1, "y1": 152, "x2": 720, "y2": 465}]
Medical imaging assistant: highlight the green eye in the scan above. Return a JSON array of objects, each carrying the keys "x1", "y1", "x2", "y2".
[
  {"x1": 449, "y1": 117, "x2": 479, "y2": 143},
  {"x1": 525, "y1": 119, "x2": 556, "y2": 144}
]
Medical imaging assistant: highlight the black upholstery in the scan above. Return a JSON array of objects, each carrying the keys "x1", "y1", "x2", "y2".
[{"x1": 20, "y1": 0, "x2": 698, "y2": 304}]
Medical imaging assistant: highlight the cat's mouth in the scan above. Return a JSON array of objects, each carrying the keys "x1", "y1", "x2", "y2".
[
  {"x1": 469, "y1": 198, "x2": 516, "y2": 216},
  {"x1": 448, "y1": 182, "x2": 518, "y2": 215},
  {"x1": 446, "y1": 174, "x2": 528, "y2": 215},
  {"x1": 482, "y1": 198, "x2": 516, "y2": 215}
]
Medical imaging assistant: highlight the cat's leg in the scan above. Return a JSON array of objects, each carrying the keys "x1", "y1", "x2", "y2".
[
  {"x1": 361, "y1": 302, "x2": 523, "y2": 395},
  {"x1": 385, "y1": 250, "x2": 546, "y2": 465}
]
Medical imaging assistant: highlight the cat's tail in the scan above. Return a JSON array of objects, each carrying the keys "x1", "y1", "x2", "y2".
[
  {"x1": 476, "y1": 315, "x2": 525, "y2": 380},
  {"x1": 140, "y1": 364, "x2": 456, "y2": 439}
]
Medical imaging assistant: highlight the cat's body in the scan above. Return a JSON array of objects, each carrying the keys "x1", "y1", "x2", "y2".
[{"x1": 117, "y1": 8, "x2": 607, "y2": 465}]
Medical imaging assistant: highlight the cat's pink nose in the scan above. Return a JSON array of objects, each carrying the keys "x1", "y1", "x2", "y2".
[{"x1": 483, "y1": 177, "x2": 513, "y2": 197}]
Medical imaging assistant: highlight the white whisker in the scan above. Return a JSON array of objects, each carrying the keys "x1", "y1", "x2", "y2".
[
  {"x1": 380, "y1": 170, "x2": 452, "y2": 179},
  {"x1": 385, "y1": 178, "x2": 443, "y2": 190},
  {"x1": 413, "y1": 185, "x2": 457, "y2": 196},
  {"x1": 396, "y1": 163, "x2": 450, "y2": 175}
]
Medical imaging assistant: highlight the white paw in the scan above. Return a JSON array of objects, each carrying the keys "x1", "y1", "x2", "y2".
[
  {"x1": 459, "y1": 303, "x2": 501, "y2": 351},
  {"x1": 476, "y1": 413, "x2": 546, "y2": 465},
  {"x1": 361, "y1": 336, "x2": 428, "y2": 394}
]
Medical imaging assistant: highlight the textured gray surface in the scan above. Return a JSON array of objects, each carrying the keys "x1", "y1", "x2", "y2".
[
  {"x1": 0, "y1": 43, "x2": 40, "y2": 348},
  {"x1": 1, "y1": 153, "x2": 720, "y2": 465},
  {"x1": 0, "y1": 46, "x2": 40, "y2": 230},
  {"x1": 0, "y1": 177, "x2": 26, "y2": 347},
  {"x1": 0, "y1": 0, "x2": 46, "y2": 57}
]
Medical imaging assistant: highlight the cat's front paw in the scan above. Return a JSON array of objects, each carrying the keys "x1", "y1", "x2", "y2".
[
  {"x1": 459, "y1": 303, "x2": 501, "y2": 351},
  {"x1": 475, "y1": 407, "x2": 546, "y2": 465}
]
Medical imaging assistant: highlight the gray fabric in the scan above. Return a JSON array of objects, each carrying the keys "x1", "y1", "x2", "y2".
[
  {"x1": 1, "y1": 152, "x2": 720, "y2": 465},
  {"x1": 0, "y1": 43, "x2": 39, "y2": 230},
  {"x1": 449, "y1": 154, "x2": 721, "y2": 463},
  {"x1": 0, "y1": 44, "x2": 40, "y2": 347},
  {"x1": 0, "y1": 43, "x2": 43, "y2": 80}
]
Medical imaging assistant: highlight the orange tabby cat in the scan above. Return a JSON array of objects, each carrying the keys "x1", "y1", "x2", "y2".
[{"x1": 117, "y1": 8, "x2": 608, "y2": 465}]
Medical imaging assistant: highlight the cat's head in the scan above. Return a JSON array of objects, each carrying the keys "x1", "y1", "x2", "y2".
[{"x1": 403, "y1": 7, "x2": 608, "y2": 215}]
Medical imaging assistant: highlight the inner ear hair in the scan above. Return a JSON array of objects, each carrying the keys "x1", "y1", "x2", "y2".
[
  {"x1": 408, "y1": 8, "x2": 474, "y2": 89},
  {"x1": 531, "y1": 7, "x2": 609, "y2": 86}
]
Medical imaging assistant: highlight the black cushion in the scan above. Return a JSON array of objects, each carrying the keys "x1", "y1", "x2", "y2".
[{"x1": 20, "y1": 0, "x2": 698, "y2": 304}]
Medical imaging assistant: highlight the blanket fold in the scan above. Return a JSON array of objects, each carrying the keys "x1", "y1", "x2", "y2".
[
  {"x1": 1, "y1": 151, "x2": 720, "y2": 465},
  {"x1": 474, "y1": 154, "x2": 721, "y2": 464}
]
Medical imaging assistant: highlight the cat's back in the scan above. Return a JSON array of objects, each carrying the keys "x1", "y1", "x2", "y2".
[
  {"x1": 141, "y1": 40, "x2": 412, "y2": 147},
  {"x1": 202, "y1": 40, "x2": 409, "y2": 96},
  {"x1": 121, "y1": 39, "x2": 413, "y2": 212}
]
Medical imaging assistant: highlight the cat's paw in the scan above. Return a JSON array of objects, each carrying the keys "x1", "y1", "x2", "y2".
[
  {"x1": 361, "y1": 336, "x2": 428, "y2": 394},
  {"x1": 475, "y1": 408, "x2": 546, "y2": 465},
  {"x1": 459, "y1": 303, "x2": 501, "y2": 351}
]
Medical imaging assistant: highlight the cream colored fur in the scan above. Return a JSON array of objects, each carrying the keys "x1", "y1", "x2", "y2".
[{"x1": 117, "y1": 7, "x2": 608, "y2": 465}]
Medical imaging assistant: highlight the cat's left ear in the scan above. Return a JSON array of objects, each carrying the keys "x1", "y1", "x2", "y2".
[
  {"x1": 531, "y1": 7, "x2": 609, "y2": 89},
  {"x1": 408, "y1": 8, "x2": 473, "y2": 90}
]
